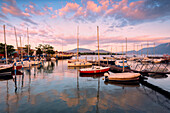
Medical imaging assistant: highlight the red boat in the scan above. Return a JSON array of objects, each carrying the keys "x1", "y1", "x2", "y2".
[
  {"x1": 79, "y1": 66, "x2": 110, "y2": 74},
  {"x1": 79, "y1": 26, "x2": 110, "y2": 74},
  {"x1": 12, "y1": 62, "x2": 22, "y2": 70}
]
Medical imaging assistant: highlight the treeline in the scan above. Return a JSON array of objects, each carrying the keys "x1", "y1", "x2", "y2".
[
  {"x1": 0, "y1": 43, "x2": 55, "y2": 56},
  {"x1": 0, "y1": 43, "x2": 15, "y2": 55}
]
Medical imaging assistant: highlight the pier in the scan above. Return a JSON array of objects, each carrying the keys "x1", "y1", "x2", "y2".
[{"x1": 95, "y1": 60, "x2": 170, "y2": 75}]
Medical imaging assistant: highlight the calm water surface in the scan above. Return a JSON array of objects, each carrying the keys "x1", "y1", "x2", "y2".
[{"x1": 0, "y1": 55, "x2": 170, "y2": 113}]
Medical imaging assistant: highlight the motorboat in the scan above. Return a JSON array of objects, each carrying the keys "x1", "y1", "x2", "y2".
[
  {"x1": 115, "y1": 60, "x2": 130, "y2": 68},
  {"x1": 104, "y1": 72, "x2": 141, "y2": 83}
]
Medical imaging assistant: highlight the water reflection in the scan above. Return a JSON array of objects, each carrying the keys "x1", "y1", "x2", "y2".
[
  {"x1": 137, "y1": 84, "x2": 170, "y2": 110},
  {"x1": 79, "y1": 73, "x2": 104, "y2": 78},
  {"x1": 0, "y1": 58, "x2": 169, "y2": 113},
  {"x1": 148, "y1": 73, "x2": 168, "y2": 79},
  {"x1": 104, "y1": 81, "x2": 140, "y2": 88}
]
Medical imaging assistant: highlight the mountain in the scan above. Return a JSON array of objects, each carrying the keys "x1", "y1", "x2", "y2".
[
  {"x1": 127, "y1": 42, "x2": 170, "y2": 55},
  {"x1": 66, "y1": 48, "x2": 93, "y2": 53},
  {"x1": 66, "y1": 43, "x2": 170, "y2": 54},
  {"x1": 94, "y1": 49, "x2": 110, "y2": 53},
  {"x1": 66, "y1": 48, "x2": 110, "y2": 53}
]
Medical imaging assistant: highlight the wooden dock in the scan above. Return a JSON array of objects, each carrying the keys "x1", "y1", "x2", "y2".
[{"x1": 98, "y1": 62, "x2": 170, "y2": 74}]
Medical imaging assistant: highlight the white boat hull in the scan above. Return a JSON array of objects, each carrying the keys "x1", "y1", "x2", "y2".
[
  {"x1": 104, "y1": 72, "x2": 140, "y2": 82},
  {"x1": 68, "y1": 62, "x2": 92, "y2": 67}
]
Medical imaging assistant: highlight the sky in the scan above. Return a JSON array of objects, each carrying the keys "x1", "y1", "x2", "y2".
[{"x1": 0, "y1": 0, "x2": 170, "y2": 52}]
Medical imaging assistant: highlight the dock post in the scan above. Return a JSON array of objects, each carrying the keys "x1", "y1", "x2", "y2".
[
  {"x1": 34, "y1": 57, "x2": 35, "y2": 65},
  {"x1": 29, "y1": 57, "x2": 31, "y2": 67},
  {"x1": 14, "y1": 59, "x2": 17, "y2": 75},
  {"x1": 123, "y1": 59, "x2": 125, "y2": 72}
]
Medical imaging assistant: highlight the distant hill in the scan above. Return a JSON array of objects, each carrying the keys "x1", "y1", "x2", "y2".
[
  {"x1": 66, "y1": 48, "x2": 110, "y2": 53},
  {"x1": 66, "y1": 43, "x2": 170, "y2": 55},
  {"x1": 94, "y1": 49, "x2": 110, "y2": 53},
  {"x1": 127, "y1": 42, "x2": 170, "y2": 55},
  {"x1": 66, "y1": 48, "x2": 93, "y2": 53}
]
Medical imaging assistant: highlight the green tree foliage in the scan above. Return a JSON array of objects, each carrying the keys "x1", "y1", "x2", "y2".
[
  {"x1": 35, "y1": 44, "x2": 55, "y2": 55},
  {"x1": 24, "y1": 44, "x2": 34, "y2": 55},
  {"x1": 0, "y1": 43, "x2": 15, "y2": 56},
  {"x1": 36, "y1": 48, "x2": 42, "y2": 55}
]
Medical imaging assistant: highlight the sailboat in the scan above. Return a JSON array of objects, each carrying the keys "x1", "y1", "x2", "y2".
[
  {"x1": 0, "y1": 25, "x2": 13, "y2": 75},
  {"x1": 0, "y1": 64, "x2": 13, "y2": 75},
  {"x1": 79, "y1": 26, "x2": 110, "y2": 74},
  {"x1": 68, "y1": 26, "x2": 92, "y2": 67}
]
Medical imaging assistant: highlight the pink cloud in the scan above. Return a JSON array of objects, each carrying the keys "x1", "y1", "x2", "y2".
[
  {"x1": 73, "y1": 7, "x2": 84, "y2": 17},
  {"x1": 59, "y1": 2, "x2": 79, "y2": 16},
  {"x1": 25, "y1": 5, "x2": 44, "y2": 16},
  {"x1": 2, "y1": 3, "x2": 30, "y2": 17},
  {"x1": 1, "y1": 0, "x2": 38, "y2": 25},
  {"x1": 87, "y1": 1, "x2": 102, "y2": 13},
  {"x1": 51, "y1": 14, "x2": 57, "y2": 19},
  {"x1": 105, "y1": 0, "x2": 146, "y2": 20},
  {"x1": 43, "y1": 6, "x2": 53, "y2": 12},
  {"x1": 54, "y1": 10, "x2": 58, "y2": 14},
  {"x1": 99, "y1": 0, "x2": 109, "y2": 10},
  {"x1": 48, "y1": 7, "x2": 53, "y2": 11}
]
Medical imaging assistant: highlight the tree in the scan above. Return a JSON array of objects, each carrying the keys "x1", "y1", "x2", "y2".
[
  {"x1": 36, "y1": 48, "x2": 42, "y2": 55},
  {"x1": 0, "y1": 43, "x2": 15, "y2": 56},
  {"x1": 24, "y1": 44, "x2": 34, "y2": 55},
  {"x1": 35, "y1": 44, "x2": 55, "y2": 55}
]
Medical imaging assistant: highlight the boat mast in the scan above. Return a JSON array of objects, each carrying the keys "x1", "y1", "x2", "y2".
[
  {"x1": 27, "y1": 28, "x2": 29, "y2": 56},
  {"x1": 122, "y1": 44, "x2": 124, "y2": 72},
  {"x1": 116, "y1": 46, "x2": 117, "y2": 55},
  {"x1": 62, "y1": 39, "x2": 63, "y2": 59},
  {"x1": 154, "y1": 42, "x2": 155, "y2": 57},
  {"x1": 14, "y1": 27, "x2": 18, "y2": 52},
  {"x1": 97, "y1": 26, "x2": 100, "y2": 65},
  {"x1": 141, "y1": 44, "x2": 143, "y2": 57},
  {"x1": 137, "y1": 44, "x2": 138, "y2": 57},
  {"x1": 122, "y1": 44, "x2": 123, "y2": 58},
  {"x1": 20, "y1": 36, "x2": 23, "y2": 59},
  {"x1": 3, "y1": 25, "x2": 8, "y2": 64},
  {"x1": 77, "y1": 26, "x2": 79, "y2": 61},
  {"x1": 126, "y1": 37, "x2": 127, "y2": 57},
  {"x1": 133, "y1": 44, "x2": 135, "y2": 56},
  {"x1": 147, "y1": 41, "x2": 148, "y2": 57}
]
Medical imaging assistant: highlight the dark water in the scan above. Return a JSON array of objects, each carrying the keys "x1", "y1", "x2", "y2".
[{"x1": 0, "y1": 56, "x2": 170, "y2": 113}]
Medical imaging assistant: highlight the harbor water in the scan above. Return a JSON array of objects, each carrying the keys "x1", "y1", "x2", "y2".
[{"x1": 0, "y1": 55, "x2": 170, "y2": 113}]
